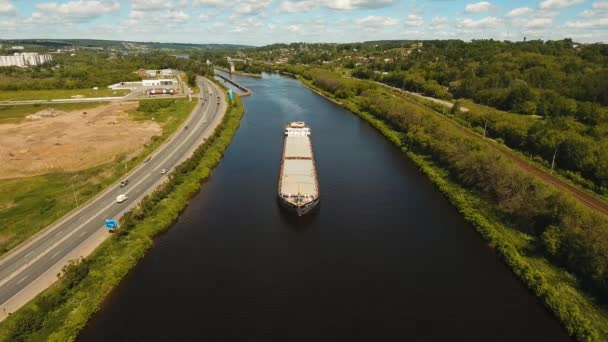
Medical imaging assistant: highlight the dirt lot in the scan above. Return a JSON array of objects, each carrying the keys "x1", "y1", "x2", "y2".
[{"x1": 0, "y1": 102, "x2": 161, "y2": 179}]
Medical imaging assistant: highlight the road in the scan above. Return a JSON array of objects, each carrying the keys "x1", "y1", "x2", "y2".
[{"x1": 0, "y1": 76, "x2": 227, "y2": 317}]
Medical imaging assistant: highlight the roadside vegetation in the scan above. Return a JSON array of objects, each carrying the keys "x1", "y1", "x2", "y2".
[
  {"x1": 0, "y1": 93, "x2": 243, "y2": 342},
  {"x1": 275, "y1": 65, "x2": 608, "y2": 341},
  {"x1": 0, "y1": 102, "x2": 106, "y2": 124},
  {"x1": 0, "y1": 98, "x2": 196, "y2": 255}
]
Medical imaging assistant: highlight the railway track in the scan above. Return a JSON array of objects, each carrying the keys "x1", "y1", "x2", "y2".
[{"x1": 393, "y1": 89, "x2": 608, "y2": 216}]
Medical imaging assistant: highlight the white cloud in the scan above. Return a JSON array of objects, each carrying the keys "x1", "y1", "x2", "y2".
[
  {"x1": 431, "y1": 16, "x2": 448, "y2": 26},
  {"x1": 457, "y1": 16, "x2": 500, "y2": 28},
  {"x1": 233, "y1": 0, "x2": 272, "y2": 14},
  {"x1": 404, "y1": 14, "x2": 423, "y2": 26},
  {"x1": 465, "y1": 1, "x2": 492, "y2": 13},
  {"x1": 506, "y1": 7, "x2": 533, "y2": 17},
  {"x1": 323, "y1": 0, "x2": 394, "y2": 10},
  {"x1": 355, "y1": 15, "x2": 398, "y2": 26},
  {"x1": 565, "y1": 17, "x2": 608, "y2": 27},
  {"x1": 287, "y1": 24, "x2": 301, "y2": 32},
  {"x1": 540, "y1": 0, "x2": 584, "y2": 9},
  {"x1": 525, "y1": 17, "x2": 553, "y2": 27},
  {"x1": 0, "y1": 0, "x2": 15, "y2": 15},
  {"x1": 579, "y1": 1, "x2": 608, "y2": 17},
  {"x1": 192, "y1": 0, "x2": 224, "y2": 6},
  {"x1": 33, "y1": 0, "x2": 119, "y2": 21},
  {"x1": 275, "y1": 0, "x2": 394, "y2": 13},
  {"x1": 131, "y1": 0, "x2": 175, "y2": 11},
  {"x1": 277, "y1": 0, "x2": 318, "y2": 13}
]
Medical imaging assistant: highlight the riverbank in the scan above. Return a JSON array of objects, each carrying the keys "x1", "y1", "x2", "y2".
[
  {"x1": 0, "y1": 94, "x2": 245, "y2": 341},
  {"x1": 291, "y1": 72, "x2": 608, "y2": 341}
]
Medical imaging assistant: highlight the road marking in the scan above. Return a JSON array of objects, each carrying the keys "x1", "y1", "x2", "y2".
[
  {"x1": 15, "y1": 275, "x2": 29, "y2": 285},
  {"x1": 0, "y1": 79, "x2": 223, "y2": 299},
  {"x1": 24, "y1": 251, "x2": 33, "y2": 259},
  {"x1": 50, "y1": 250, "x2": 61, "y2": 259},
  {"x1": 55, "y1": 231, "x2": 63, "y2": 237},
  {"x1": 79, "y1": 231, "x2": 87, "y2": 237}
]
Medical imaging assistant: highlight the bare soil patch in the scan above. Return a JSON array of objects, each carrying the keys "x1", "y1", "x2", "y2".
[{"x1": 0, "y1": 102, "x2": 161, "y2": 179}]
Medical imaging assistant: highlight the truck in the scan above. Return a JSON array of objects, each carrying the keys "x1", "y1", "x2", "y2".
[{"x1": 116, "y1": 194, "x2": 128, "y2": 203}]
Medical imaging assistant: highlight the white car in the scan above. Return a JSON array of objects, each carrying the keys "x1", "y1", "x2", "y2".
[
  {"x1": 161, "y1": 169, "x2": 167, "y2": 174},
  {"x1": 116, "y1": 194, "x2": 128, "y2": 203}
]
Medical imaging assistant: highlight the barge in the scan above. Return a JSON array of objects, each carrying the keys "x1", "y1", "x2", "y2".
[{"x1": 278, "y1": 121, "x2": 320, "y2": 216}]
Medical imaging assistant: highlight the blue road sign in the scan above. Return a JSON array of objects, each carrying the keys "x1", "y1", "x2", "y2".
[
  {"x1": 105, "y1": 219, "x2": 118, "y2": 229},
  {"x1": 228, "y1": 89, "x2": 234, "y2": 102}
]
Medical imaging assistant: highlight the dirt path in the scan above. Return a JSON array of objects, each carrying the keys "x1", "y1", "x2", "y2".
[{"x1": 0, "y1": 102, "x2": 161, "y2": 179}]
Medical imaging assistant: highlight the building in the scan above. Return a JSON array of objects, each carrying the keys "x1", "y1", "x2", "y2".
[
  {"x1": 160, "y1": 69, "x2": 175, "y2": 76},
  {"x1": 142, "y1": 79, "x2": 174, "y2": 86},
  {"x1": 11, "y1": 46, "x2": 24, "y2": 50},
  {"x1": 0, "y1": 52, "x2": 53, "y2": 67}
]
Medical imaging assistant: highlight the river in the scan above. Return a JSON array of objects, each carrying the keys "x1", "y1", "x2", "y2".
[{"x1": 79, "y1": 72, "x2": 570, "y2": 341}]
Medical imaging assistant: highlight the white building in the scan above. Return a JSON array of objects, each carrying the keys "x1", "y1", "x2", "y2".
[
  {"x1": 160, "y1": 69, "x2": 175, "y2": 76},
  {"x1": 0, "y1": 52, "x2": 53, "y2": 67},
  {"x1": 142, "y1": 79, "x2": 174, "y2": 86}
]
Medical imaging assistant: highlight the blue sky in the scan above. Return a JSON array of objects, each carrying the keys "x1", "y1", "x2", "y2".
[{"x1": 0, "y1": 0, "x2": 606, "y2": 45}]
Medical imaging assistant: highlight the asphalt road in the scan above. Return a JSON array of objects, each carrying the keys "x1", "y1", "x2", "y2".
[{"x1": 0, "y1": 76, "x2": 226, "y2": 309}]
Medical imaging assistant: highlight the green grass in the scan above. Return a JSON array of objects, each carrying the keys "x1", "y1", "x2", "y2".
[
  {"x1": 0, "y1": 88, "x2": 129, "y2": 101},
  {"x1": 296, "y1": 74, "x2": 608, "y2": 341},
  {"x1": 0, "y1": 94, "x2": 243, "y2": 342},
  {"x1": 0, "y1": 98, "x2": 197, "y2": 256},
  {"x1": 0, "y1": 102, "x2": 107, "y2": 124}
]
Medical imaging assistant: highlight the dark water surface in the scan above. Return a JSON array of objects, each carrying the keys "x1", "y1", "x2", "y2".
[{"x1": 79, "y1": 73, "x2": 570, "y2": 341}]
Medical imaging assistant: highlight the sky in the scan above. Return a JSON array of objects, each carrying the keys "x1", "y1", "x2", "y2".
[{"x1": 0, "y1": 0, "x2": 606, "y2": 45}]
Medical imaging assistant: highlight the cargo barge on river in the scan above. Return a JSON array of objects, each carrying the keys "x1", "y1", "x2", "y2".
[{"x1": 278, "y1": 121, "x2": 320, "y2": 216}]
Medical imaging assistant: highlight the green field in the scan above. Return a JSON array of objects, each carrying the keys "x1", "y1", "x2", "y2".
[
  {"x1": 0, "y1": 102, "x2": 107, "y2": 124},
  {"x1": 0, "y1": 88, "x2": 129, "y2": 101},
  {"x1": 0, "y1": 98, "x2": 197, "y2": 255}
]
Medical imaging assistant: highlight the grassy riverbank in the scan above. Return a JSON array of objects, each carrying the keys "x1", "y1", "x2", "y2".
[
  {"x1": 0, "y1": 94, "x2": 243, "y2": 341},
  {"x1": 289, "y1": 70, "x2": 608, "y2": 341},
  {"x1": 0, "y1": 99, "x2": 196, "y2": 255}
]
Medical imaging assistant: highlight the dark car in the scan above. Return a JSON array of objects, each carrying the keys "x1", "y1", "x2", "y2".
[{"x1": 120, "y1": 179, "x2": 129, "y2": 187}]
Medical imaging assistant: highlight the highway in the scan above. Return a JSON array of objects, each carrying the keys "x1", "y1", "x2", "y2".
[{"x1": 0, "y1": 76, "x2": 227, "y2": 316}]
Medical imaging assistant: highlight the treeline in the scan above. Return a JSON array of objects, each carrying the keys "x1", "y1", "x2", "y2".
[
  {"x1": 0, "y1": 51, "x2": 214, "y2": 91},
  {"x1": 285, "y1": 65, "x2": 608, "y2": 339},
  {"x1": 456, "y1": 105, "x2": 608, "y2": 192}
]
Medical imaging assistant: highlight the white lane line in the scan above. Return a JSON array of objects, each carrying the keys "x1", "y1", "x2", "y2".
[
  {"x1": 54, "y1": 231, "x2": 63, "y2": 237},
  {"x1": 0, "y1": 80, "x2": 220, "y2": 293},
  {"x1": 24, "y1": 251, "x2": 33, "y2": 259},
  {"x1": 15, "y1": 275, "x2": 29, "y2": 285},
  {"x1": 0, "y1": 199, "x2": 115, "y2": 289},
  {"x1": 79, "y1": 231, "x2": 87, "y2": 237},
  {"x1": 50, "y1": 251, "x2": 61, "y2": 259}
]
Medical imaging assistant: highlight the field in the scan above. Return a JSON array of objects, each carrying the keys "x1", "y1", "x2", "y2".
[
  {"x1": 0, "y1": 98, "x2": 197, "y2": 255},
  {"x1": 0, "y1": 102, "x2": 106, "y2": 124},
  {"x1": 0, "y1": 88, "x2": 129, "y2": 101}
]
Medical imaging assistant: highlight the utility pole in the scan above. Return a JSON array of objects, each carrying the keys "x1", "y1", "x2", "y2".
[
  {"x1": 550, "y1": 147, "x2": 558, "y2": 174},
  {"x1": 483, "y1": 120, "x2": 488, "y2": 139}
]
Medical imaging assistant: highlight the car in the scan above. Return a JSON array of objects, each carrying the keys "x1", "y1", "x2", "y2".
[
  {"x1": 116, "y1": 194, "x2": 128, "y2": 203},
  {"x1": 203, "y1": 120, "x2": 207, "y2": 124},
  {"x1": 184, "y1": 125, "x2": 189, "y2": 130},
  {"x1": 144, "y1": 156, "x2": 151, "y2": 163},
  {"x1": 120, "y1": 179, "x2": 129, "y2": 187},
  {"x1": 161, "y1": 168, "x2": 167, "y2": 174}
]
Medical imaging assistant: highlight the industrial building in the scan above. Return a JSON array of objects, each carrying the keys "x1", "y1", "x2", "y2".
[
  {"x1": 142, "y1": 79, "x2": 174, "y2": 86},
  {"x1": 0, "y1": 52, "x2": 53, "y2": 67}
]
